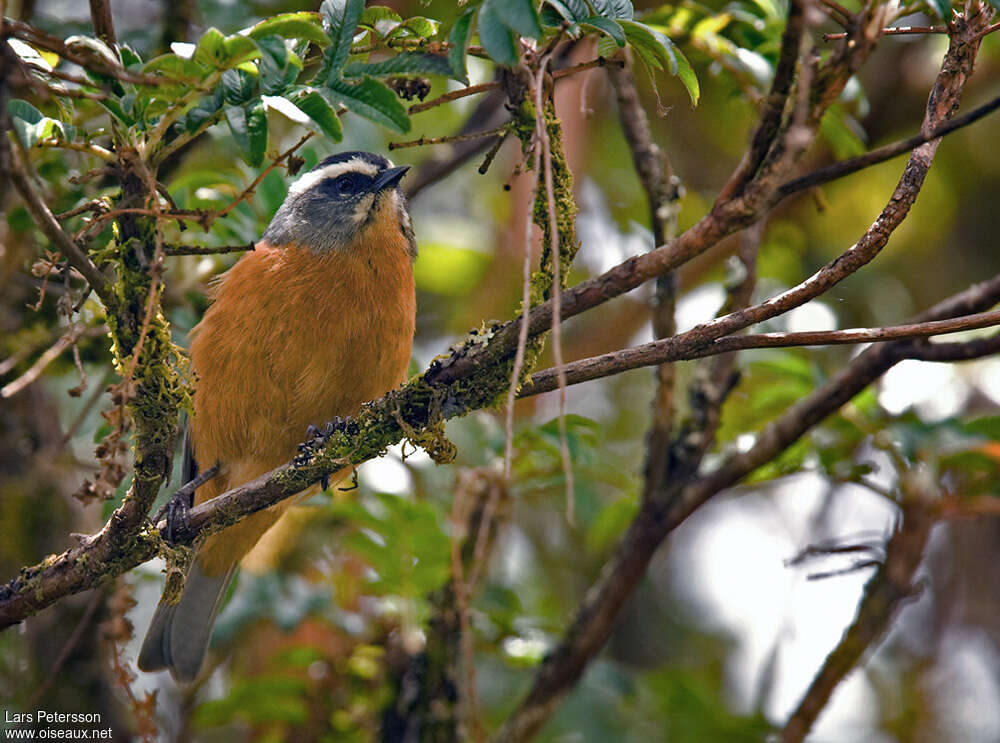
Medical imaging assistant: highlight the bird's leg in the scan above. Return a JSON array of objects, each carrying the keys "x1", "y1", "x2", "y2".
[{"x1": 155, "y1": 464, "x2": 220, "y2": 542}]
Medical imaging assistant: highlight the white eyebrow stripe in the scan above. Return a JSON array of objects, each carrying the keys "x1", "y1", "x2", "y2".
[{"x1": 287, "y1": 156, "x2": 389, "y2": 195}]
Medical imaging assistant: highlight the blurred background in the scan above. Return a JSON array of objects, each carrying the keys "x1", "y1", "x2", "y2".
[{"x1": 2, "y1": 0, "x2": 999, "y2": 740}]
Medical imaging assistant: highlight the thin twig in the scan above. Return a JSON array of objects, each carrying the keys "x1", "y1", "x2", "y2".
[
  {"x1": 522, "y1": 308, "x2": 1000, "y2": 397},
  {"x1": 162, "y1": 243, "x2": 255, "y2": 256},
  {"x1": 1, "y1": 325, "x2": 87, "y2": 398},
  {"x1": 503, "y1": 141, "x2": 541, "y2": 479},
  {"x1": 409, "y1": 81, "x2": 500, "y2": 114},
  {"x1": 216, "y1": 133, "x2": 315, "y2": 219},
  {"x1": 389, "y1": 125, "x2": 508, "y2": 151},
  {"x1": 824, "y1": 25, "x2": 948, "y2": 40},
  {"x1": 5, "y1": 142, "x2": 111, "y2": 304},
  {"x1": 778, "y1": 92, "x2": 1000, "y2": 198}
]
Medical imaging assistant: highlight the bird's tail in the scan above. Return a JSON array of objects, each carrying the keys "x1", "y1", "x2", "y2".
[{"x1": 137, "y1": 556, "x2": 237, "y2": 683}]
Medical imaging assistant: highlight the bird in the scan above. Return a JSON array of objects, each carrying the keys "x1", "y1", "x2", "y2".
[{"x1": 138, "y1": 151, "x2": 417, "y2": 682}]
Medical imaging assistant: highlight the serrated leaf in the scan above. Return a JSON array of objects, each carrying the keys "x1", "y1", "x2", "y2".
[
  {"x1": 320, "y1": 0, "x2": 366, "y2": 77},
  {"x1": 448, "y1": 7, "x2": 475, "y2": 84},
  {"x1": 343, "y1": 51, "x2": 454, "y2": 80},
  {"x1": 478, "y1": 1, "x2": 519, "y2": 66},
  {"x1": 221, "y1": 68, "x2": 257, "y2": 105},
  {"x1": 324, "y1": 77, "x2": 410, "y2": 133},
  {"x1": 582, "y1": 16, "x2": 625, "y2": 45},
  {"x1": 247, "y1": 12, "x2": 329, "y2": 46},
  {"x1": 225, "y1": 99, "x2": 267, "y2": 167},
  {"x1": 588, "y1": 0, "x2": 634, "y2": 20},
  {"x1": 495, "y1": 0, "x2": 543, "y2": 39},
  {"x1": 547, "y1": 0, "x2": 589, "y2": 21},
  {"x1": 294, "y1": 90, "x2": 343, "y2": 140}
]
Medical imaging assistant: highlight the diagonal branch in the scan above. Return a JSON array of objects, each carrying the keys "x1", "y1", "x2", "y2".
[
  {"x1": 780, "y1": 477, "x2": 937, "y2": 743},
  {"x1": 4, "y1": 140, "x2": 113, "y2": 305}
]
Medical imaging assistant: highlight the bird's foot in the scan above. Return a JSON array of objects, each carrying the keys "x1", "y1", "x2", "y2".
[
  {"x1": 165, "y1": 490, "x2": 192, "y2": 543},
  {"x1": 154, "y1": 464, "x2": 219, "y2": 543},
  {"x1": 295, "y1": 418, "x2": 358, "y2": 485}
]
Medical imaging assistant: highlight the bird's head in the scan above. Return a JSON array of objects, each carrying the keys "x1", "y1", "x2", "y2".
[{"x1": 263, "y1": 151, "x2": 415, "y2": 258}]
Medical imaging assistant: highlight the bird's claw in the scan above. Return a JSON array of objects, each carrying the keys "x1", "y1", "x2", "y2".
[
  {"x1": 164, "y1": 487, "x2": 193, "y2": 543},
  {"x1": 295, "y1": 417, "x2": 356, "y2": 472}
]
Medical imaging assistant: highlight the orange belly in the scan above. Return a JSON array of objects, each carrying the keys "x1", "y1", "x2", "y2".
[{"x1": 188, "y1": 231, "x2": 415, "y2": 575}]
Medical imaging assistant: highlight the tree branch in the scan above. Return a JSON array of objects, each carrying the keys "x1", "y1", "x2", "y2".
[
  {"x1": 780, "y1": 486, "x2": 937, "y2": 743},
  {"x1": 777, "y1": 92, "x2": 1000, "y2": 199},
  {"x1": 522, "y1": 307, "x2": 1000, "y2": 396},
  {"x1": 88, "y1": 0, "x2": 117, "y2": 47}
]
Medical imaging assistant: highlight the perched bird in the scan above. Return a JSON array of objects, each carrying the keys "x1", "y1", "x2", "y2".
[{"x1": 138, "y1": 151, "x2": 417, "y2": 682}]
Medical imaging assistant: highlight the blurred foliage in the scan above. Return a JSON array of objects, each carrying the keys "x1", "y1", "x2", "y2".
[{"x1": 2, "y1": 0, "x2": 1000, "y2": 741}]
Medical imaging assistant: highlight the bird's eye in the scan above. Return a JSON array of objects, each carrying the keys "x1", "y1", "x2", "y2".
[{"x1": 330, "y1": 172, "x2": 370, "y2": 196}]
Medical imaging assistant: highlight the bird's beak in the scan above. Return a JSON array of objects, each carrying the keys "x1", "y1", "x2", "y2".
[{"x1": 372, "y1": 165, "x2": 410, "y2": 192}]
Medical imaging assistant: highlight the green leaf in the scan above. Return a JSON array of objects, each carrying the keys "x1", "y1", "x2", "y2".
[
  {"x1": 495, "y1": 0, "x2": 543, "y2": 39},
  {"x1": 221, "y1": 68, "x2": 257, "y2": 105},
  {"x1": 620, "y1": 21, "x2": 673, "y2": 72},
  {"x1": 223, "y1": 34, "x2": 261, "y2": 67},
  {"x1": 320, "y1": 0, "x2": 366, "y2": 77},
  {"x1": 343, "y1": 51, "x2": 454, "y2": 80},
  {"x1": 620, "y1": 18, "x2": 700, "y2": 103},
  {"x1": 324, "y1": 77, "x2": 410, "y2": 133},
  {"x1": 293, "y1": 90, "x2": 343, "y2": 141},
  {"x1": 142, "y1": 53, "x2": 204, "y2": 79},
  {"x1": 546, "y1": 0, "x2": 589, "y2": 22},
  {"x1": 119, "y1": 45, "x2": 143, "y2": 67},
  {"x1": 582, "y1": 16, "x2": 625, "y2": 46},
  {"x1": 386, "y1": 17, "x2": 441, "y2": 39},
  {"x1": 478, "y1": 1, "x2": 519, "y2": 66},
  {"x1": 183, "y1": 90, "x2": 223, "y2": 133},
  {"x1": 8, "y1": 99, "x2": 43, "y2": 125},
  {"x1": 8, "y1": 99, "x2": 44, "y2": 148},
  {"x1": 589, "y1": 0, "x2": 634, "y2": 20},
  {"x1": 193, "y1": 27, "x2": 227, "y2": 66},
  {"x1": 359, "y1": 5, "x2": 402, "y2": 29},
  {"x1": 247, "y1": 12, "x2": 329, "y2": 46},
  {"x1": 225, "y1": 99, "x2": 267, "y2": 167},
  {"x1": 257, "y1": 35, "x2": 302, "y2": 94},
  {"x1": 98, "y1": 98, "x2": 134, "y2": 126},
  {"x1": 672, "y1": 44, "x2": 699, "y2": 106},
  {"x1": 448, "y1": 7, "x2": 476, "y2": 84}
]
